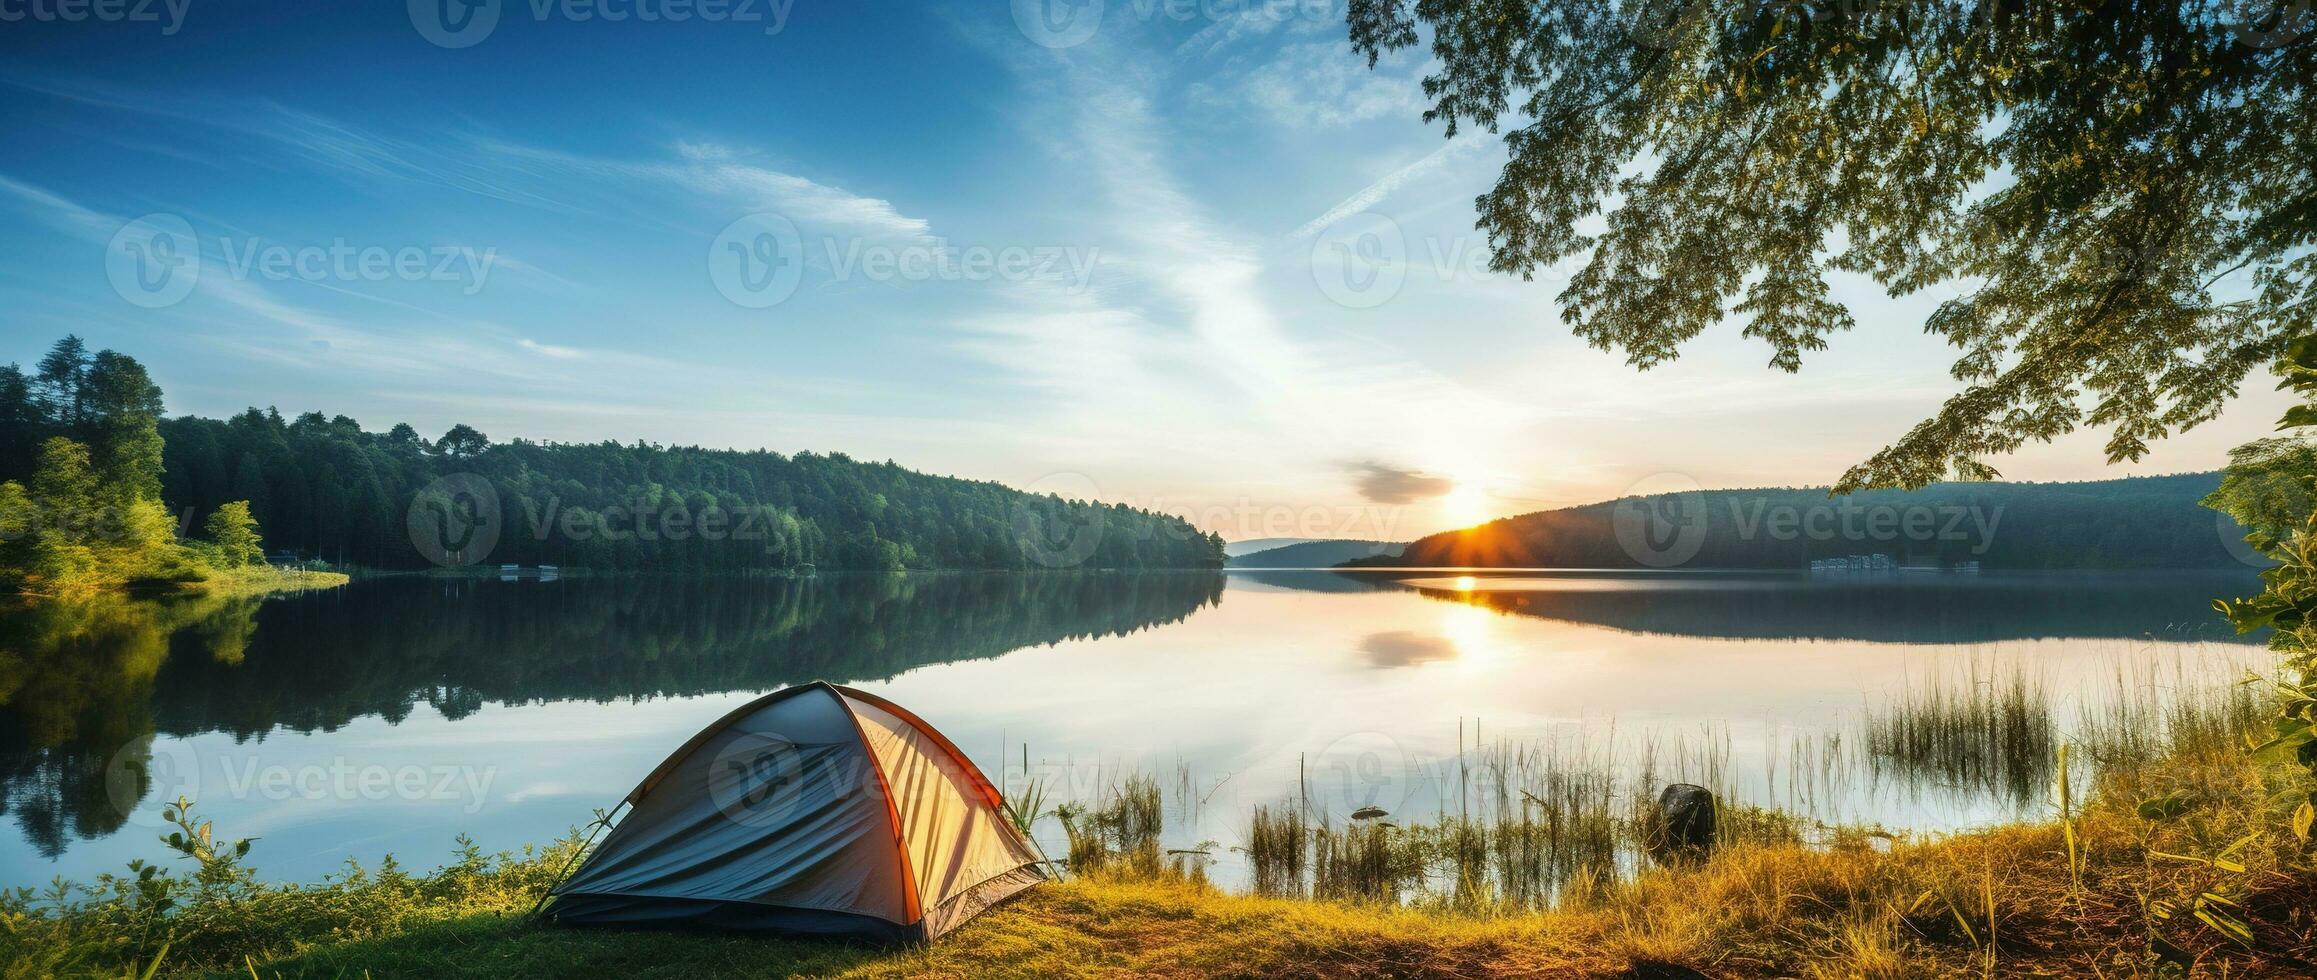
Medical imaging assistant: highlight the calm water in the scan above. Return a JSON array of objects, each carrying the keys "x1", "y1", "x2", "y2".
[{"x1": 0, "y1": 569, "x2": 2265, "y2": 888}]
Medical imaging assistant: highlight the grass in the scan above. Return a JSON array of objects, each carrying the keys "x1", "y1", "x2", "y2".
[
  {"x1": 1863, "y1": 656, "x2": 2057, "y2": 807},
  {"x1": 67, "y1": 811, "x2": 2317, "y2": 978},
  {"x1": 13, "y1": 661, "x2": 2317, "y2": 978},
  {"x1": 186, "y1": 564, "x2": 350, "y2": 597}
]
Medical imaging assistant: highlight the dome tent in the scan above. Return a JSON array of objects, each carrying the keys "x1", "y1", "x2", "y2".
[{"x1": 543, "y1": 682, "x2": 1048, "y2": 941}]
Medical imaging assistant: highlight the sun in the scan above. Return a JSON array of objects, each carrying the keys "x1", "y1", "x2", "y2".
[{"x1": 1441, "y1": 482, "x2": 1491, "y2": 528}]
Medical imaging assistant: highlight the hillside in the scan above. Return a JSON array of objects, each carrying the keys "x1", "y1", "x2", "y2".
[
  {"x1": 1226, "y1": 539, "x2": 1404, "y2": 568},
  {"x1": 1357, "y1": 473, "x2": 2246, "y2": 570},
  {"x1": 150, "y1": 412, "x2": 1223, "y2": 572},
  {"x1": 2, "y1": 337, "x2": 1222, "y2": 574}
]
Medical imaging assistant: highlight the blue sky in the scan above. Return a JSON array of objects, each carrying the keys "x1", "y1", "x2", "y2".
[{"x1": 0, "y1": 0, "x2": 2286, "y2": 540}]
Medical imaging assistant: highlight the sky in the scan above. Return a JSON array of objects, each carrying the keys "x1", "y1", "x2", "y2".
[{"x1": 0, "y1": 0, "x2": 2290, "y2": 542}]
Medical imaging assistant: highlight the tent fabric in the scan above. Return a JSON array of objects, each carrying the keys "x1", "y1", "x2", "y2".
[
  {"x1": 843, "y1": 693, "x2": 1044, "y2": 913},
  {"x1": 545, "y1": 682, "x2": 1045, "y2": 941}
]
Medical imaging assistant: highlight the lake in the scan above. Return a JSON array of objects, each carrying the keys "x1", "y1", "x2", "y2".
[{"x1": 0, "y1": 568, "x2": 2268, "y2": 890}]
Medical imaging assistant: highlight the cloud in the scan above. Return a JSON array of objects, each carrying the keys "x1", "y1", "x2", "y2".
[
  {"x1": 518, "y1": 338, "x2": 583, "y2": 359},
  {"x1": 1194, "y1": 41, "x2": 1426, "y2": 130},
  {"x1": 1349, "y1": 461, "x2": 1454, "y2": 503},
  {"x1": 1288, "y1": 139, "x2": 1482, "y2": 240}
]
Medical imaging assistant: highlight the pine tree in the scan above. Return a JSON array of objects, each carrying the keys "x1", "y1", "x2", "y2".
[{"x1": 33, "y1": 335, "x2": 88, "y2": 428}]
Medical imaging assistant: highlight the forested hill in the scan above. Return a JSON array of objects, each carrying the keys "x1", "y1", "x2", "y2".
[
  {"x1": 1360, "y1": 473, "x2": 2247, "y2": 570},
  {"x1": 1, "y1": 336, "x2": 1222, "y2": 572},
  {"x1": 149, "y1": 412, "x2": 1222, "y2": 571},
  {"x1": 1227, "y1": 539, "x2": 1404, "y2": 568}
]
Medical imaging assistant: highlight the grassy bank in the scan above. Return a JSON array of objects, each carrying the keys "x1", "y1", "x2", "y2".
[
  {"x1": 11, "y1": 692, "x2": 2314, "y2": 978},
  {"x1": 14, "y1": 811, "x2": 2313, "y2": 978},
  {"x1": 181, "y1": 564, "x2": 350, "y2": 597}
]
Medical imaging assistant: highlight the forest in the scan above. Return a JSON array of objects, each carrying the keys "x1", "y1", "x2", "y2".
[{"x1": 1, "y1": 336, "x2": 1225, "y2": 574}]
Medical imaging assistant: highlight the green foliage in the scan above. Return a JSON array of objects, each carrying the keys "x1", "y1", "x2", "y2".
[
  {"x1": 201, "y1": 501, "x2": 262, "y2": 569},
  {"x1": 2210, "y1": 335, "x2": 2317, "y2": 820},
  {"x1": 1349, "y1": 1, "x2": 2316, "y2": 491},
  {"x1": 0, "y1": 797, "x2": 589, "y2": 978},
  {"x1": 0, "y1": 338, "x2": 290, "y2": 595}
]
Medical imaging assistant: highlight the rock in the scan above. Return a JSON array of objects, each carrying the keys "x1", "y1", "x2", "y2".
[{"x1": 1654, "y1": 783, "x2": 1717, "y2": 856}]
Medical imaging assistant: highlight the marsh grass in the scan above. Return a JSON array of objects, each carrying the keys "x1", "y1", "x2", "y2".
[
  {"x1": 1226, "y1": 652, "x2": 2273, "y2": 919},
  {"x1": 2076, "y1": 652, "x2": 2268, "y2": 771},
  {"x1": 1245, "y1": 803, "x2": 1305, "y2": 897},
  {"x1": 1056, "y1": 774, "x2": 1164, "y2": 877},
  {"x1": 1864, "y1": 656, "x2": 2056, "y2": 806},
  {"x1": 999, "y1": 746, "x2": 1052, "y2": 838}
]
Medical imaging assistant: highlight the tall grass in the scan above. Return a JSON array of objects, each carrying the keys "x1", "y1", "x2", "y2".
[
  {"x1": 1864, "y1": 657, "x2": 2056, "y2": 806},
  {"x1": 2075, "y1": 653, "x2": 2267, "y2": 770},
  {"x1": 1000, "y1": 745, "x2": 1053, "y2": 838},
  {"x1": 1057, "y1": 774, "x2": 1164, "y2": 877},
  {"x1": 1245, "y1": 803, "x2": 1305, "y2": 897},
  {"x1": 1215, "y1": 650, "x2": 2275, "y2": 917}
]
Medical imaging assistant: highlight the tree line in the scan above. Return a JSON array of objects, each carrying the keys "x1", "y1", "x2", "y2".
[{"x1": 1, "y1": 336, "x2": 1224, "y2": 575}]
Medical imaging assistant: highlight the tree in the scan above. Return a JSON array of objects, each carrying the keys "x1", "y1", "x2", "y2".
[
  {"x1": 1348, "y1": 1, "x2": 2317, "y2": 491},
  {"x1": 78, "y1": 350, "x2": 166, "y2": 504},
  {"x1": 27, "y1": 437, "x2": 97, "y2": 535},
  {"x1": 33, "y1": 335, "x2": 87, "y2": 427},
  {"x1": 435, "y1": 424, "x2": 490, "y2": 459},
  {"x1": 204, "y1": 500, "x2": 263, "y2": 568},
  {"x1": 0, "y1": 364, "x2": 38, "y2": 479}
]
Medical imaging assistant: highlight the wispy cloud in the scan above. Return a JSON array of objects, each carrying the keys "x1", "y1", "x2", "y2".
[
  {"x1": 517, "y1": 338, "x2": 584, "y2": 359},
  {"x1": 1288, "y1": 139, "x2": 1481, "y2": 240}
]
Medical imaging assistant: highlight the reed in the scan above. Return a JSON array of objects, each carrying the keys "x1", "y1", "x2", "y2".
[
  {"x1": 1864, "y1": 657, "x2": 2056, "y2": 806},
  {"x1": 1310, "y1": 819, "x2": 1421, "y2": 904},
  {"x1": 1245, "y1": 803, "x2": 1306, "y2": 898},
  {"x1": 1057, "y1": 773, "x2": 1166, "y2": 876},
  {"x1": 2075, "y1": 652, "x2": 2267, "y2": 770},
  {"x1": 1000, "y1": 745, "x2": 1052, "y2": 838}
]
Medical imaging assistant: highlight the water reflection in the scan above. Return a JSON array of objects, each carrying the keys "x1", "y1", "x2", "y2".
[
  {"x1": 0, "y1": 593, "x2": 266, "y2": 857},
  {"x1": 0, "y1": 567, "x2": 2268, "y2": 888},
  {"x1": 0, "y1": 572, "x2": 1223, "y2": 859},
  {"x1": 1244, "y1": 570, "x2": 2260, "y2": 644},
  {"x1": 1358, "y1": 631, "x2": 1458, "y2": 669}
]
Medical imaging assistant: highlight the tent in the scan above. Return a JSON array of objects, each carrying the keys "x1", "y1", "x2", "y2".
[{"x1": 543, "y1": 682, "x2": 1049, "y2": 941}]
